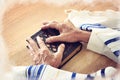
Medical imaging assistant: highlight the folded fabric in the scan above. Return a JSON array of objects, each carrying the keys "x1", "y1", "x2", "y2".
[
  {"x1": 67, "y1": 10, "x2": 120, "y2": 29},
  {"x1": 80, "y1": 23, "x2": 106, "y2": 31},
  {"x1": 26, "y1": 64, "x2": 117, "y2": 80}
]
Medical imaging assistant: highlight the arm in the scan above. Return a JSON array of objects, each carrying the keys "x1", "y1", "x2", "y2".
[
  {"x1": 67, "y1": 10, "x2": 120, "y2": 63},
  {"x1": 87, "y1": 28, "x2": 120, "y2": 63},
  {"x1": 10, "y1": 64, "x2": 117, "y2": 80},
  {"x1": 41, "y1": 21, "x2": 120, "y2": 63},
  {"x1": 25, "y1": 64, "x2": 117, "y2": 80}
]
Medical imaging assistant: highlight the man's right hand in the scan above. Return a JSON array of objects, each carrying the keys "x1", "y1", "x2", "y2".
[{"x1": 41, "y1": 21, "x2": 91, "y2": 43}]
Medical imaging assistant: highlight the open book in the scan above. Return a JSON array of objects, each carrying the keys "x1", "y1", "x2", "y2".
[{"x1": 31, "y1": 28, "x2": 82, "y2": 68}]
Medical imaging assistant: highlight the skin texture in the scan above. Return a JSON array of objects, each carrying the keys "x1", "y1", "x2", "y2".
[
  {"x1": 26, "y1": 21, "x2": 91, "y2": 68},
  {"x1": 26, "y1": 37, "x2": 65, "y2": 68},
  {"x1": 42, "y1": 21, "x2": 91, "y2": 43}
]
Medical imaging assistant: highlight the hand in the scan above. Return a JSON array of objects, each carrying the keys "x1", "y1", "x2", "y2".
[
  {"x1": 41, "y1": 21, "x2": 91, "y2": 43},
  {"x1": 26, "y1": 36, "x2": 65, "y2": 68}
]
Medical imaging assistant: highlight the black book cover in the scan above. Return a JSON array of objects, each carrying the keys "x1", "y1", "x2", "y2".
[{"x1": 31, "y1": 28, "x2": 82, "y2": 68}]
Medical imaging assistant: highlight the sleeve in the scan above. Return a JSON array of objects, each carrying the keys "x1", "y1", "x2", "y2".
[
  {"x1": 87, "y1": 28, "x2": 120, "y2": 63},
  {"x1": 26, "y1": 64, "x2": 117, "y2": 80}
]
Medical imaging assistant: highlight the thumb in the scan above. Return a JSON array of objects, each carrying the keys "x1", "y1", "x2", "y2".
[
  {"x1": 55, "y1": 44, "x2": 65, "y2": 59},
  {"x1": 46, "y1": 35, "x2": 63, "y2": 43}
]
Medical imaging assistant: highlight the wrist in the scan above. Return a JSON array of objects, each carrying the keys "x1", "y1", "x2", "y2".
[{"x1": 76, "y1": 30, "x2": 91, "y2": 43}]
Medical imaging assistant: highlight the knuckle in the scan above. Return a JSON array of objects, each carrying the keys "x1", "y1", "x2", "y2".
[
  {"x1": 42, "y1": 49, "x2": 49, "y2": 54},
  {"x1": 52, "y1": 21, "x2": 57, "y2": 23},
  {"x1": 30, "y1": 40, "x2": 35, "y2": 45},
  {"x1": 61, "y1": 23, "x2": 67, "y2": 28}
]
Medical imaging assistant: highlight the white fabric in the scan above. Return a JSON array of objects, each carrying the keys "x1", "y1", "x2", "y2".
[
  {"x1": 12, "y1": 66, "x2": 27, "y2": 80},
  {"x1": 26, "y1": 64, "x2": 117, "y2": 80},
  {"x1": 67, "y1": 10, "x2": 120, "y2": 29},
  {"x1": 87, "y1": 28, "x2": 120, "y2": 62}
]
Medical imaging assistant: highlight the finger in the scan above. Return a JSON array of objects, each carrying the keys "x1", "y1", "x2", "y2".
[
  {"x1": 43, "y1": 22, "x2": 49, "y2": 25},
  {"x1": 55, "y1": 44, "x2": 65, "y2": 59},
  {"x1": 46, "y1": 35, "x2": 63, "y2": 43},
  {"x1": 43, "y1": 21, "x2": 57, "y2": 25},
  {"x1": 36, "y1": 36, "x2": 47, "y2": 49},
  {"x1": 64, "y1": 9, "x2": 72, "y2": 14},
  {"x1": 33, "y1": 55, "x2": 40, "y2": 64},
  {"x1": 41, "y1": 21, "x2": 60, "y2": 30},
  {"x1": 26, "y1": 38, "x2": 39, "y2": 52},
  {"x1": 26, "y1": 46, "x2": 40, "y2": 65},
  {"x1": 26, "y1": 45, "x2": 35, "y2": 56},
  {"x1": 35, "y1": 51, "x2": 44, "y2": 65}
]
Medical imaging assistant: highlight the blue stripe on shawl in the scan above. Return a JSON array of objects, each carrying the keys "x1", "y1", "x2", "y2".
[
  {"x1": 71, "y1": 72, "x2": 76, "y2": 80},
  {"x1": 104, "y1": 37, "x2": 120, "y2": 45}
]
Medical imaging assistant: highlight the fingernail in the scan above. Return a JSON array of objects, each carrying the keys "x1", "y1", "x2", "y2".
[
  {"x1": 26, "y1": 46, "x2": 30, "y2": 49},
  {"x1": 31, "y1": 53, "x2": 33, "y2": 56},
  {"x1": 61, "y1": 44, "x2": 65, "y2": 47},
  {"x1": 26, "y1": 40, "x2": 30, "y2": 43}
]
